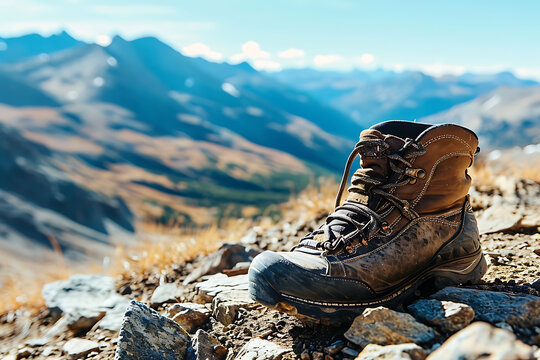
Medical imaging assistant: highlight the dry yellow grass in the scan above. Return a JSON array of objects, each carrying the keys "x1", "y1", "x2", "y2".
[{"x1": 471, "y1": 157, "x2": 540, "y2": 185}]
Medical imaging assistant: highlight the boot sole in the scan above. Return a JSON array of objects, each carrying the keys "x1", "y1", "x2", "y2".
[{"x1": 249, "y1": 249, "x2": 487, "y2": 325}]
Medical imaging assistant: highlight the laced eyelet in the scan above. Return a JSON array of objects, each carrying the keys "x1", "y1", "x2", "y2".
[
  {"x1": 405, "y1": 167, "x2": 426, "y2": 180},
  {"x1": 380, "y1": 221, "x2": 391, "y2": 236}
]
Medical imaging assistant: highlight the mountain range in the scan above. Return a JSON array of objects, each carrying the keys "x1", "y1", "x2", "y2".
[{"x1": 0, "y1": 31, "x2": 539, "y2": 263}]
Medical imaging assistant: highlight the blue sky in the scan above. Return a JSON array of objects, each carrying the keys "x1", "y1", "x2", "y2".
[{"x1": 1, "y1": 0, "x2": 539, "y2": 78}]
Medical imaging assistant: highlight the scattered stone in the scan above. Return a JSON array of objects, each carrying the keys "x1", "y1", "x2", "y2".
[
  {"x1": 190, "y1": 329, "x2": 224, "y2": 360},
  {"x1": 324, "y1": 355, "x2": 333, "y2": 360},
  {"x1": 426, "y1": 322, "x2": 535, "y2": 360},
  {"x1": 184, "y1": 243, "x2": 260, "y2": 284},
  {"x1": 98, "y1": 300, "x2": 130, "y2": 331},
  {"x1": 431, "y1": 287, "x2": 540, "y2": 328},
  {"x1": 65, "y1": 309, "x2": 105, "y2": 332},
  {"x1": 341, "y1": 347, "x2": 359, "y2": 358},
  {"x1": 223, "y1": 262, "x2": 251, "y2": 277},
  {"x1": 165, "y1": 302, "x2": 211, "y2": 332},
  {"x1": 150, "y1": 283, "x2": 184, "y2": 306},
  {"x1": 356, "y1": 343, "x2": 427, "y2": 360},
  {"x1": 212, "y1": 290, "x2": 257, "y2": 325},
  {"x1": 63, "y1": 339, "x2": 100, "y2": 359},
  {"x1": 15, "y1": 347, "x2": 33, "y2": 359},
  {"x1": 323, "y1": 340, "x2": 345, "y2": 355},
  {"x1": 195, "y1": 274, "x2": 249, "y2": 302},
  {"x1": 312, "y1": 351, "x2": 324, "y2": 360},
  {"x1": 344, "y1": 307, "x2": 435, "y2": 348},
  {"x1": 300, "y1": 350, "x2": 311, "y2": 360},
  {"x1": 114, "y1": 301, "x2": 190, "y2": 360},
  {"x1": 477, "y1": 206, "x2": 523, "y2": 234},
  {"x1": 43, "y1": 274, "x2": 126, "y2": 314},
  {"x1": 42, "y1": 274, "x2": 128, "y2": 332},
  {"x1": 408, "y1": 299, "x2": 474, "y2": 333},
  {"x1": 240, "y1": 229, "x2": 258, "y2": 245},
  {"x1": 41, "y1": 346, "x2": 55, "y2": 357},
  {"x1": 25, "y1": 337, "x2": 49, "y2": 347},
  {"x1": 234, "y1": 339, "x2": 290, "y2": 360}
]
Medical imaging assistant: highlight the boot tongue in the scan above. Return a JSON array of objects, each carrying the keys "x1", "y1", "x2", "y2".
[{"x1": 346, "y1": 130, "x2": 404, "y2": 207}]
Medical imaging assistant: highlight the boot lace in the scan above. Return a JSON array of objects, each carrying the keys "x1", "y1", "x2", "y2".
[{"x1": 294, "y1": 136, "x2": 426, "y2": 256}]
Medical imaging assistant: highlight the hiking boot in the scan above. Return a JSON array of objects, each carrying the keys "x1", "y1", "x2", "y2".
[{"x1": 248, "y1": 120, "x2": 487, "y2": 323}]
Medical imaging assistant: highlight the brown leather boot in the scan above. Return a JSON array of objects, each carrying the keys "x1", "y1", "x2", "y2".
[{"x1": 248, "y1": 121, "x2": 487, "y2": 323}]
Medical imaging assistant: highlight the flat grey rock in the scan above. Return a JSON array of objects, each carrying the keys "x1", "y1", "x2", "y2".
[
  {"x1": 426, "y1": 322, "x2": 534, "y2": 360},
  {"x1": 431, "y1": 287, "x2": 540, "y2": 328},
  {"x1": 150, "y1": 283, "x2": 184, "y2": 306},
  {"x1": 195, "y1": 274, "x2": 249, "y2": 302},
  {"x1": 114, "y1": 300, "x2": 190, "y2": 360},
  {"x1": 43, "y1": 274, "x2": 128, "y2": 332},
  {"x1": 408, "y1": 299, "x2": 475, "y2": 333},
  {"x1": 63, "y1": 338, "x2": 100, "y2": 359},
  {"x1": 356, "y1": 343, "x2": 427, "y2": 360},
  {"x1": 98, "y1": 299, "x2": 131, "y2": 331},
  {"x1": 477, "y1": 206, "x2": 523, "y2": 234},
  {"x1": 43, "y1": 274, "x2": 125, "y2": 313},
  {"x1": 344, "y1": 307, "x2": 435, "y2": 348},
  {"x1": 234, "y1": 339, "x2": 290, "y2": 360}
]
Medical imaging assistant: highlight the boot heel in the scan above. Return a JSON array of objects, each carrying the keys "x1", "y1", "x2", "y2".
[{"x1": 429, "y1": 252, "x2": 488, "y2": 289}]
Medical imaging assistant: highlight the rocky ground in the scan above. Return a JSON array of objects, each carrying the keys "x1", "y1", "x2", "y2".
[{"x1": 1, "y1": 176, "x2": 540, "y2": 360}]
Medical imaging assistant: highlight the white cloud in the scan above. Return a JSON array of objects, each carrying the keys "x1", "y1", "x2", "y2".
[
  {"x1": 392, "y1": 64, "x2": 405, "y2": 72},
  {"x1": 358, "y1": 53, "x2": 375, "y2": 65},
  {"x1": 514, "y1": 67, "x2": 540, "y2": 81},
  {"x1": 230, "y1": 41, "x2": 270, "y2": 63},
  {"x1": 420, "y1": 63, "x2": 467, "y2": 77},
  {"x1": 96, "y1": 35, "x2": 111, "y2": 46},
  {"x1": 278, "y1": 48, "x2": 305, "y2": 59},
  {"x1": 253, "y1": 59, "x2": 282, "y2": 72},
  {"x1": 181, "y1": 42, "x2": 223, "y2": 61},
  {"x1": 313, "y1": 54, "x2": 343, "y2": 67}
]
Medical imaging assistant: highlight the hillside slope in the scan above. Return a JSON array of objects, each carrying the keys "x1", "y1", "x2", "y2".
[
  {"x1": 273, "y1": 69, "x2": 538, "y2": 126},
  {"x1": 421, "y1": 86, "x2": 540, "y2": 148}
]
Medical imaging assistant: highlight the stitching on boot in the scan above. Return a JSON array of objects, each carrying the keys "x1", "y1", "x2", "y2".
[
  {"x1": 422, "y1": 134, "x2": 474, "y2": 151},
  {"x1": 412, "y1": 150, "x2": 472, "y2": 207}
]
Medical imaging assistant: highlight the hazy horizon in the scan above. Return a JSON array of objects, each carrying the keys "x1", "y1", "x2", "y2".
[{"x1": 2, "y1": 0, "x2": 539, "y2": 79}]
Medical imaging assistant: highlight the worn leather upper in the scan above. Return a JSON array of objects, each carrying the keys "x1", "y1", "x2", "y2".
[{"x1": 250, "y1": 121, "x2": 482, "y2": 304}]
